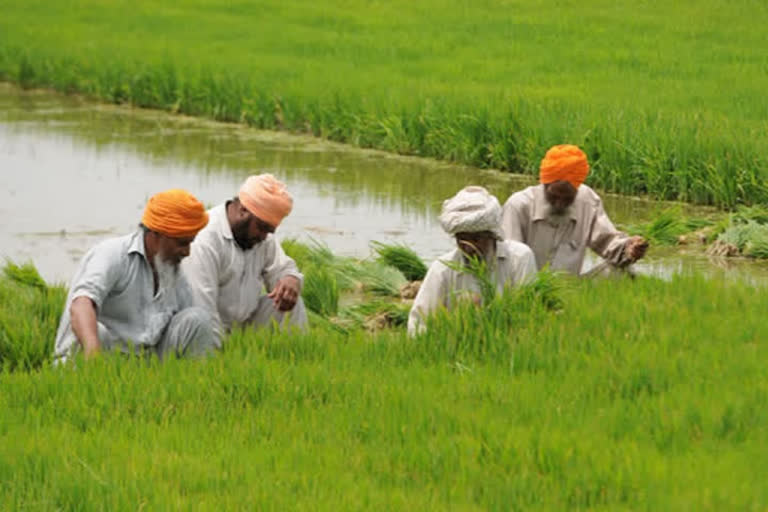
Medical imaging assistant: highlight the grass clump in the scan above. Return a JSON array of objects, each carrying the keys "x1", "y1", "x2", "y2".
[
  {"x1": 0, "y1": 264, "x2": 65, "y2": 371},
  {"x1": 371, "y1": 242, "x2": 428, "y2": 281}
]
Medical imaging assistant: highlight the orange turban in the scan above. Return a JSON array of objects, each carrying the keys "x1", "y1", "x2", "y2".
[
  {"x1": 238, "y1": 174, "x2": 293, "y2": 227},
  {"x1": 539, "y1": 144, "x2": 590, "y2": 189},
  {"x1": 141, "y1": 189, "x2": 209, "y2": 238}
]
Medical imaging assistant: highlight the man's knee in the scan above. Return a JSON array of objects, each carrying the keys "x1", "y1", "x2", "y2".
[{"x1": 167, "y1": 307, "x2": 221, "y2": 357}]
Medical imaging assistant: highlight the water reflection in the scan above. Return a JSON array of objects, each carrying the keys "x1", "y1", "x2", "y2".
[{"x1": 2, "y1": 83, "x2": 766, "y2": 284}]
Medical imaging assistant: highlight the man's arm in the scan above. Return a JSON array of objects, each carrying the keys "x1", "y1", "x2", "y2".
[
  {"x1": 263, "y1": 237, "x2": 303, "y2": 311},
  {"x1": 501, "y1": 196, "x2": 527, "y2": 242},
  {"x1": 589, "y1": 199, "x2": 647, "y2": 266},
  {"x1": 70, "y1": 296, "x2": 101, "y2": 358},
  {"x1": 407, "y1": 262, "x2": 447, "y2": 337}
]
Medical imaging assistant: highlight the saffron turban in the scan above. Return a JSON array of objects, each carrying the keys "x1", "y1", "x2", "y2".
[
  {"x1": 539, "y1": 144, "x2": 590, "y2": 189},
  {"x1": 238, "y1": 174, "x2": 293, "y2": 227},
  {"x1": 439, "y1": 186, "x2": 503, "y2": 240},
  {"x1": 142, "y1": 189, "x2": 209, "y2": 238}
]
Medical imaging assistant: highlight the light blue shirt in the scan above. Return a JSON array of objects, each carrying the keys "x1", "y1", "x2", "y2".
[{"x1": 54, "y1": 230, "x2": 195, "y2": 360}]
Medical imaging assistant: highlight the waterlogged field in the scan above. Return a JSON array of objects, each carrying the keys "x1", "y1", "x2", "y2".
[
  {"x1": 1, "y1": 1, "x2": 768, "y2": 206},
  {"x1": 2, "y1": 257, "x2": 768, "y2": 509}
]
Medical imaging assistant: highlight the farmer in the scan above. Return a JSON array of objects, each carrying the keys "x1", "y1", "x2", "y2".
[
  {"x1": 502, "y1": 144, "x2": 648, "y2": 275},
  {"x1": 407, "y1": 186, "x2": 537, "y2": 336},
  {"x1": 182, "y1": 174, "x2": 308, "y2": 338},
  {"x1": 53, "y1": 189, "x2": 219, "y2": 362}
]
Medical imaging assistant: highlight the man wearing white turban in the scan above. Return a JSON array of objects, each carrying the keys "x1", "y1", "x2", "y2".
[{"x1": 407, "y1": 186, "x2": 537, "y2": 336}]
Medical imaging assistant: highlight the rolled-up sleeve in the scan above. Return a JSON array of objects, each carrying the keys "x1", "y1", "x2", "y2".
[
  {"x1": 262, "y1": 237, "x2": 303, "y2": 292},
  {"x1": 68, "y1": 246, "x2": 121, "y2": 311},
  {"x1": 589, "y1": 200, "x2": 631, "y2": 266}
]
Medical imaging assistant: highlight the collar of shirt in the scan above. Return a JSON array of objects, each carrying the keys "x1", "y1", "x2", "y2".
[
  {"x1": 215, "y1": 203, "x2": 236, "y2": 241},
  {"x1": 530, "y1": 184, "x2": 579, "y2": 224},
  {"x1": 127, "y1": 229, "x2": 148, "y2": 259}
]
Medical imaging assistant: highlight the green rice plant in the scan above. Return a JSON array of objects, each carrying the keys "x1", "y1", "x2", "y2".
[
  {"x1": 371, "y1": 242, "x2": 428, "y2": 281},
  {"x1": 441, "y1": 251, "x2": 497, "y2": 304},
  {"x1": 4, "y1": 260, "x2": 768, "y2": 508},
  {"x1": 414, "y1": 271, "x2": 561, "y2": 362}
]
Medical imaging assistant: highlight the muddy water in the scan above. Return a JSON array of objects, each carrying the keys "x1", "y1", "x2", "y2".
[{"x1": 2, "y1": 83, "x2": 768, "y2": 284}]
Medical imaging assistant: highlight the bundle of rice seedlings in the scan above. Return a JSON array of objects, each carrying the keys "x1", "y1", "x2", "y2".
[
  {"x1": 742, "y1": 224, "x2": 768, "y2": 259},
  {"x1": 370, "y1": 242, "x2": 427, "y2": 281},
  {"x1": 628, "y1": 209, "x2": 688, "y2": 245},
  {"x1": 301, "y1": 265, "x2": 339, "y2": 317},
  {"x1": 338, "y1": 300, "x2": 410, "y2": 331},
  {"x1": 352, "y1": 261, "x2": 407, "y2": 296},
  {"x1": 734, "y1": 205, "x2": 768, "y2": 225},
  {"x1": 3, "y1": 260, "x2": 47, "y2": 290},
  {"x1": 281, "y1": 239, "x2": 314, "y2": 269}
]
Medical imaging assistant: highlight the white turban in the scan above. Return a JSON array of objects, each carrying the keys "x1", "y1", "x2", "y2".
[{"x1": 438, "y1": 186, "x2": 503, "y2": 239}]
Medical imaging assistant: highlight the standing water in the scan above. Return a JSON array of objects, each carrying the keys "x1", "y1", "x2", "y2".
[{"x1": 2, "y1": 83, "x2": 767, "y2": 284}]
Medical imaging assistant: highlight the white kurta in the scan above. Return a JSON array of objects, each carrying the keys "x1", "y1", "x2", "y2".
[
  {"x1": 182, "y1": 203, "x2": 305, "y2": 334},
  {"x1": 407, "y1": 240, "x2": 537, "y2": 336},
  {"x1": 502, "y1": 184, "x2": 631, "y2": 275}
]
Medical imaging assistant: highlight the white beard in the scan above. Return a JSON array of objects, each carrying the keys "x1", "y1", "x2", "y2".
[{"x1": 153, "y1": 253, "x2": 180, "y2": 294}]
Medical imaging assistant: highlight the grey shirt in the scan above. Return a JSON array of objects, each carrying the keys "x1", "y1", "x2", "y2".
[
  {"x1": 502, "y1": 184, "x2": 631, "y2": 275},
  {"x1": 54, "y1": 230, "x2": 195, "y2": 360},
  {"x1": 182, "y1": 204, "x2": 304, "y2": 334},
  {"x1": 407, "y1": 240, "x2": 537, "y2": 336}
]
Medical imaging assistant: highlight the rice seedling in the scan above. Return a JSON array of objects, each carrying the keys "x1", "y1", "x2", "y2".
[{"x1": 371, "y1": 242, "x2": 427, "y2": 281}]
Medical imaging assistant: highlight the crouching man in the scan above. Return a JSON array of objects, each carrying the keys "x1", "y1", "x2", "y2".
[
  {"x1": 182, "y1": 174, "x2": 308, "y2": 338},
  {"x1": 407, "y1": 186, "x2": 537, "y2": 336},
  {"x1": 54, "y1": 189, "x2": 220, "y2": 362}
]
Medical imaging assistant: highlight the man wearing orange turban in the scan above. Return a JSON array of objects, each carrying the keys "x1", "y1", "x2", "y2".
[
  {"x1": 183, "y1": 174, "x2": 308, "y2": 337},
  {"x1": 54, "y1": 189, "x2": 220, "y2": 362},
  {"x1": 502, "y1": 145, "x2": 648, "y2": 275}
]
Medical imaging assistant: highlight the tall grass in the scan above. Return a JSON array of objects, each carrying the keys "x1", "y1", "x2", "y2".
[
  {"x1": 1, "y1": 0, "x2": 767, "y2": 206},
  {"x1": 2, "y1": 260, "x2": 768, "y2": 508}
]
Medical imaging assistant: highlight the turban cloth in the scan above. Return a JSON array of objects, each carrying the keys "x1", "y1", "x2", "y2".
[
  {"x1": 238, "y1": 174, "x2": 293, "y2": 228},
  {"x1": 539, "y1": 144, "x2": 590, "y2": 189},
  {"x1": 142, "y1": 189, "x2": 209, "y2": 238},
  {"x1": 439, "y1": 186, "x2": 503, "y2": 240}
]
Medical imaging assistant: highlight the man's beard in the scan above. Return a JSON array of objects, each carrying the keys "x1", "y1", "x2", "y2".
[
  {"x1": 231, "y1": 219, "x2": 261, "y2": 250},
  {"x1": 153, "y1": 253, "x2": 180, "y2": 292}
]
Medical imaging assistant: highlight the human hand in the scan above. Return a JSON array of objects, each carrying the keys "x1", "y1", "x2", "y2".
[
  {"x1": 625, "y1": 236, "x2": 649, "y2": 262},
  {"x1": 267, "y1": 276, "x2": 301, "y2": 311}
]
